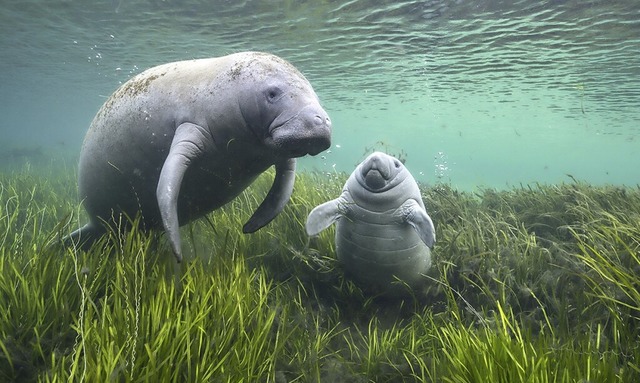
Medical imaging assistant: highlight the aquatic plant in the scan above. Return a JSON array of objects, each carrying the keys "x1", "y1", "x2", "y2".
[{"x1": 0, "y1": 166, "x2": 639, "y2": 382}]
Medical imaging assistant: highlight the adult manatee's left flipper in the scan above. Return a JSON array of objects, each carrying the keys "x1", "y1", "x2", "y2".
[
  {"x1": 243, "y1": 158, "x2": 296, "y2": 233},
  {"x1": 400, "y1": 199, "x2": 436, "y2": 248},
  {"x1": 157, "y1": 122, "x2": 213, "y2": 262}
]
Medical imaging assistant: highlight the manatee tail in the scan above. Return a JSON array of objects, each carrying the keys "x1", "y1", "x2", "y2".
[{"x1": 63, "y1": 222, "x2": 104, "y2": 251}]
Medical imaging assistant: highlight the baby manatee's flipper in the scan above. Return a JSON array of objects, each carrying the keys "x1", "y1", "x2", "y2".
[
  {"x1": 305, "y1": 195, "x2": 348, "y2": 236},
  {"x1": 398, "y1": 199, "x2": 436, "y2": 248},
  {"x1": 243, "y1": 157, "x2": 297, "y2": 233}
]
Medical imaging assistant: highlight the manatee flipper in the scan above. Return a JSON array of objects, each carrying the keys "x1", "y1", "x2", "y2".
[
  {"x1": 157, "y1": 122, "x2": 213, "y2": 262},
  {"x1": 64, "y1": 222, "x2": 105, "y2": 250},
  {"x1": 243, "y1": 158, "x2": 296, "y2": 233},
  {"x1": 399, "y1": 199, "x2": 436, "y2": 248},
  {"x1": 305, "y1": 195, "x2": 347, "y2": 236}
]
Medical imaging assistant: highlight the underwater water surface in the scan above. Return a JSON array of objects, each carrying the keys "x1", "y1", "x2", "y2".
[{"x1": 1, "y1": 0, "x2": 639, "y2": 189}]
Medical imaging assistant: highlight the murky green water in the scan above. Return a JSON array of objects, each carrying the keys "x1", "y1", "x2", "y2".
[{"x1": 1, "y1": 0, "x2": 639, "y2": 189}]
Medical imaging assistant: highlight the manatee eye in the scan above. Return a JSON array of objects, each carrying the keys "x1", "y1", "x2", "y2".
[
  {"x1": 394, "y1": 160, "x2": 401, "y2": 168},
  {"x1": 265, "y1": 86, "x2": 283, "y2": 103}
]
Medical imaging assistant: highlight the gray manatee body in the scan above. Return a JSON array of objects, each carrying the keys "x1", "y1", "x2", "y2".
[
  {"x1": 69, "y1": 52, "x2": 332, "y2": 262},
  {"x1": 306, "y1": 152, "x2": 435, "y2": 294}
]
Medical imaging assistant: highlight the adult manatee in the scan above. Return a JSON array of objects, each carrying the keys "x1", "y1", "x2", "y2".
[
  {"x1": 68, "y1": 51, "x2": 332, "y2": 262},
  {"x1": 306, "y1": 152, "x2": 435, "y2": 294}
]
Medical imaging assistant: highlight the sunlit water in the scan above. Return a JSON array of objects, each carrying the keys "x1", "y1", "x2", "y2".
[{"x1": 1, "y1": 0, "x2": 639, "y2": 190}]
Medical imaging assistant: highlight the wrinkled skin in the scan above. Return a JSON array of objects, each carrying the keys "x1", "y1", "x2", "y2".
[
  {"x1": 306, "y1": 152, "x2": 435, "y2": 295},
  {"x1": 68, "y1": 52, "x2": 332, "y2": 262}
]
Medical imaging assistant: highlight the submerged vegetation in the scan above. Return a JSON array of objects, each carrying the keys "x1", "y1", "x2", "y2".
[{"x1": 1, "y1": 165, "x2": 639, "y2": 382}]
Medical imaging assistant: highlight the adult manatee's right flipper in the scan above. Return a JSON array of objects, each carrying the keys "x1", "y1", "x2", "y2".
[{"x1": 157, "y1": 122, "x2": 214, "y2": 263}]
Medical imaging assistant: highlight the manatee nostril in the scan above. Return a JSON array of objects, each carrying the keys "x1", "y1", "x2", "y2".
[{"x1": 314, "y1": 114, "x2": 331, "y2": 127}]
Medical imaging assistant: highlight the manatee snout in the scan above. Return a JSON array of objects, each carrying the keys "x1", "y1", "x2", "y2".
[
  {"x1": 304, "y1": 105, "x2": 332, "y2": 155},
  {"x1": 275, "y1": 104, "x2": 332, "y2": 157},
  {"x1": 304, "y1": 125, "x2": 331, "y2": 156},
  {"x1": 361, "y1": 154, "x2": 393, "y2": 190}
]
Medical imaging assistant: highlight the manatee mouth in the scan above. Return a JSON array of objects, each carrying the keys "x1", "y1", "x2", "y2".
[
  {"x1": 290, "y1": 146, "x2": 310, "y2": 157},
  {"x1": 364, "y1": 169, "x2": 387, "y2": 190}
]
